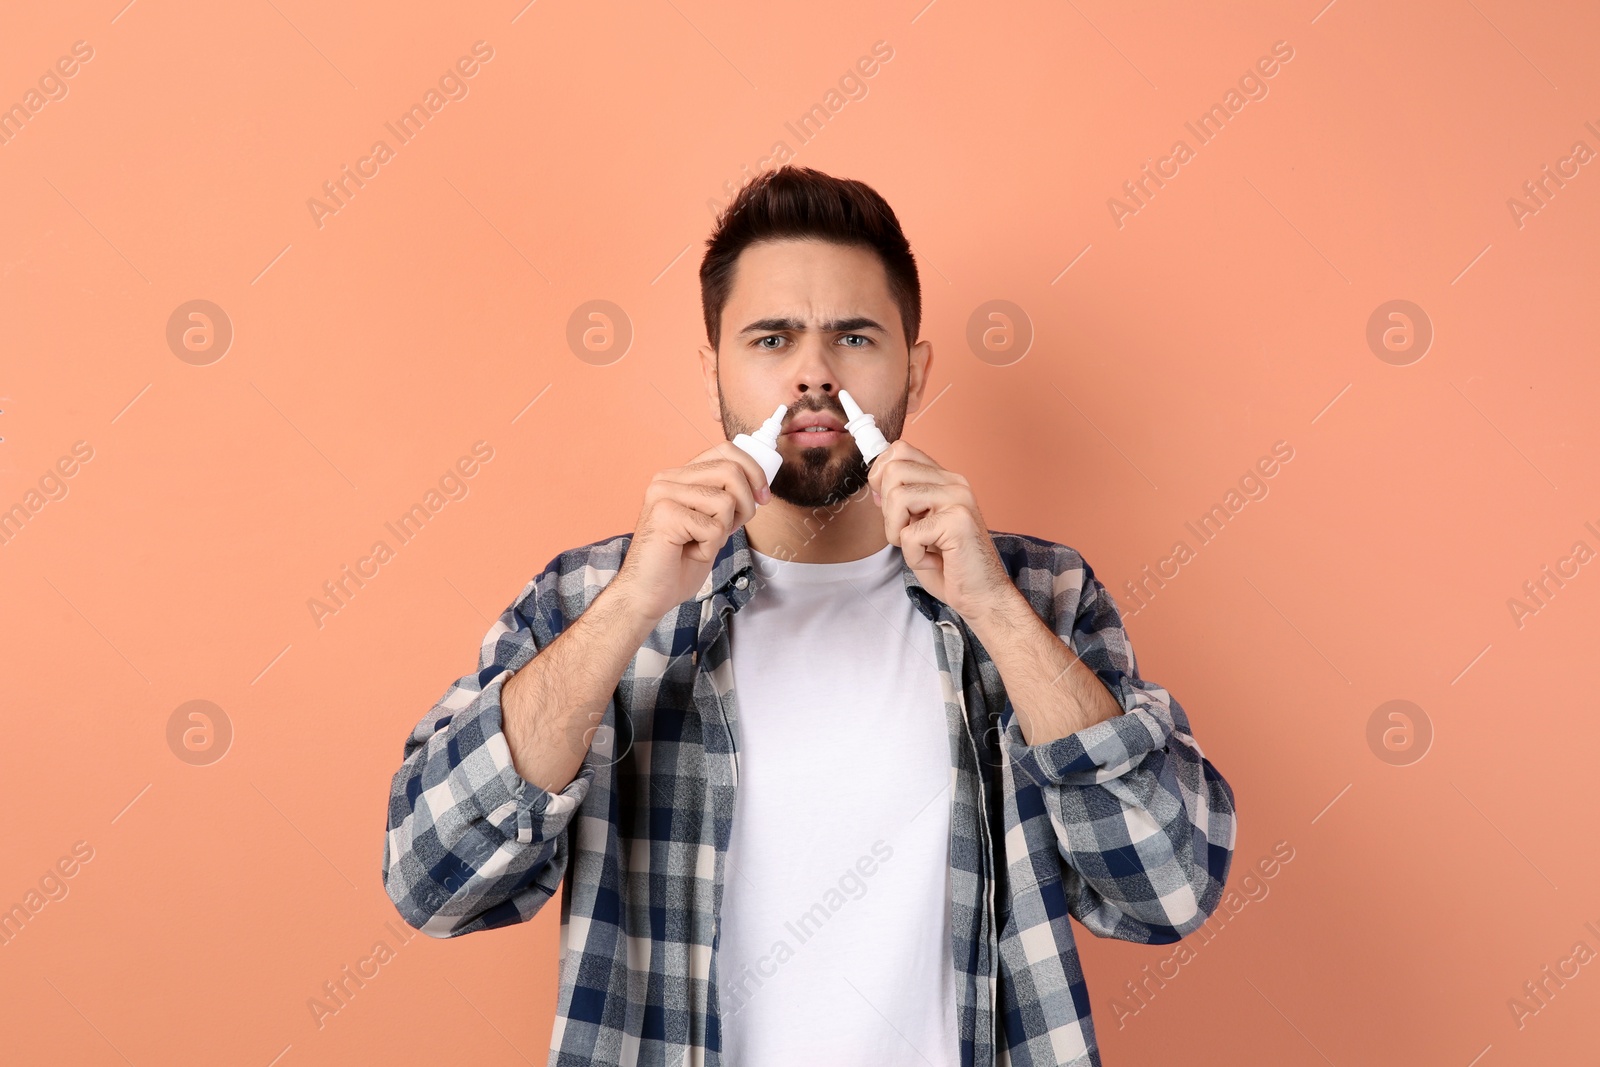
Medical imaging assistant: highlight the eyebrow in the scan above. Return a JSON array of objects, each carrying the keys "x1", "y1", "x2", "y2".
[{"x1": 738, "y1": 316, "x2": 888, "y2": 336}]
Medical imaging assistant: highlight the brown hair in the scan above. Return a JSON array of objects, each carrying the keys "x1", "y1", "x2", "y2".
[{"x1": 699, "y1": 165, "x2": 921, "y2": 352}]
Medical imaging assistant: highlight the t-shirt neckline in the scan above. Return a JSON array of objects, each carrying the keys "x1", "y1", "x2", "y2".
[{"x1": 747, "y1": 541, "x2": 900, "y2": 584}]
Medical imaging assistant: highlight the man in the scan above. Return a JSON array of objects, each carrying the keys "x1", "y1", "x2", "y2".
[{"x1": 382, "y1": 165, "x2": 1237, "y2": 1066}]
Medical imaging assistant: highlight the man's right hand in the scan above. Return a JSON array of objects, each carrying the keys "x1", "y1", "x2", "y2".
[
  {"x1": 610, "y1": 440, "x2": 772, "y2": 624},
  {"x1": 495, "y1": 439, "x2": 771, "y2": 792}
]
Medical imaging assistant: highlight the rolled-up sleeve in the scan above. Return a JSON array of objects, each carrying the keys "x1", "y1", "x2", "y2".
[
  {"x1": 1002, "y1": 548, "x2": 1237, "y2": 944},
  {"x1": 382, "y1": 561, "x2": 594, "y2": 938}
]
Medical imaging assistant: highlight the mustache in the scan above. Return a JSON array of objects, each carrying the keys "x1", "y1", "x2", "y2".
[{"x1": 786, "y1": 398, "x2": 848, "y2": 420}]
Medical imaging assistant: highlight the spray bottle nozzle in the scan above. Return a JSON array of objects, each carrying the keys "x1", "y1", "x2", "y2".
[{"x1": 838, "y1": 389, "x2": 889, "y2": 467}]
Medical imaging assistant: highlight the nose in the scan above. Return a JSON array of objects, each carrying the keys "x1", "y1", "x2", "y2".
[
  {"x1": 791, "y1": 333, "x2": 841, "y2": 404},
  {"x1": 791, "y1": 382, "x2": 844, "y2": 416}
]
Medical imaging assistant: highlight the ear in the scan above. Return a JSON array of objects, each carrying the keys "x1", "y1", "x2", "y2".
[
  {"x1": 905, "y1": 337, "x2": 934, "y2": 416},
  {"x1": 698, "y1": 342, "x2": 722, "y2": 423}
]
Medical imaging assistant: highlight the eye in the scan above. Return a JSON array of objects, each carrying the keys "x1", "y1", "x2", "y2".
[
  {"x1": 755, "y1": 335, "x2": 786, "y2": 350},
  {"x1": 838, "y1": 334, "x2": 871, "y2": 347}
]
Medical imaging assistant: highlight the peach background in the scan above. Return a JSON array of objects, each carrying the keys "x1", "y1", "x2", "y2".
[{"x1": 3, "y1": 0, "x2": 1598, "y2": 1063}]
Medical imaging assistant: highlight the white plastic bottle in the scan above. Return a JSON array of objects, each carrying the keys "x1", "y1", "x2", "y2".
[
  {"x1": 731, "y1": 403, "x2": 788, "y2": 487},
  {"x1": 838, "y1": 390, "x2": 889, "y2": 467}
]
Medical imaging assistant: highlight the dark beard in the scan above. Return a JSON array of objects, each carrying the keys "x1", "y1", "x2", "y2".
[
  {"x1": 718, "y1": 372, "x2": 910, "y2": 509},
  {"x1": 769, "y1": 443, "x2": 872, "y2": 508}
]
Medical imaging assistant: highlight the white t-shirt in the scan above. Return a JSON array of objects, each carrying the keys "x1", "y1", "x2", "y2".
[{"x1": 716, "y1": 542, "x2": 959, "y2": 1066}]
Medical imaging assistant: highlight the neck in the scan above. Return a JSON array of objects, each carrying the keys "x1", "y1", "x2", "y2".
[{"x1": 742, "y1": 485, "x2": 888, "y2": 564}]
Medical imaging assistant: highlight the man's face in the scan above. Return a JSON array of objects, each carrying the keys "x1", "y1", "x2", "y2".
[{"x1": 700, "y1": 239, "x2": 929, "y2": 508}]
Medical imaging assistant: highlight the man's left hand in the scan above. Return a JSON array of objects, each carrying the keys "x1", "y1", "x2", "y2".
[{"x1": 867, "y1": 440, "x2": 1017, "y2": 624}]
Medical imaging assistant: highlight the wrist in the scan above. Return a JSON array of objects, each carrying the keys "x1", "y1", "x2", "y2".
[
  {"x1": 594, "y1": 577, "x2": 667, "y2": 641},
  {"x1": 961, "y1": 584, "x2": 1032, "y2": 639}
]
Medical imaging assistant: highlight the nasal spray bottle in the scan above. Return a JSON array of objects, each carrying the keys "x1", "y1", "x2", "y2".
[
  {"x1": 731, "y1": 403, "x2": 788, "y2": 493},
  {"x1": 838, "y1": 390, "x2": 889, "y2": 468}
]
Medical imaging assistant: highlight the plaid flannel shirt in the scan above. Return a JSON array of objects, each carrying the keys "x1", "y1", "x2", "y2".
[{"x1": 383, "y1": 523, "x2": 1237, "y2": 1066}]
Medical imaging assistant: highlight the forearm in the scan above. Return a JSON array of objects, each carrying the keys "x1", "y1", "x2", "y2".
[
  {"x1": 501, "y1": 581, "x2": 656, "y2": 795},
  {"x1": 967, "y1": 588, "x2": 1123, "y2": 746}
]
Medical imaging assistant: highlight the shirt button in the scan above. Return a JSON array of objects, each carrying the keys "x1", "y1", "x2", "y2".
[{"x1": 734, "y1": 575, "x2": 748, "y2": 589}]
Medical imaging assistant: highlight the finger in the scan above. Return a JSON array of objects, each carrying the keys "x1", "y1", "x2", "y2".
[
  {"x1": 704, "y1": 440, "x2": 772, "y2": 507},
  {"x1": 871, "y1": 451, "x2": 950, "y2": 500},
  {"x1": 650, "y1": 479, "x2": 741, "y2": 540},
  {"x1": 882, "y1": 439, "x2": 939, "y2": 470},
  {"x1": 694, "y1": 460, "x2": 761, "y2": 528},
  {"x1": 879, "y1": 458, "x2": 948, "y2": 492},
  {"x1": 881, "y1": 480, "x2": 964, "y2": 543},
  {"x1": 897, "y1": 508, "x2": 951, "y2": 569},
  {"x1": 671, "y1": 453, "x2": 762, "y2": 526},
  {"x1": 866, "y1": 440, "x2": 905, "y2": 495},
  {"x1": 658, "y1": 498, "x2": 728, "y2": 561},
  {"x1": 901, "y1": 504, "x2": 975, "y2": 567},
  {"x1": 869, "y1": 455, "x2": 891, "y2": 503},
  {"x1": 874, "y1": 447, "x2": 965, "y2": 504}
]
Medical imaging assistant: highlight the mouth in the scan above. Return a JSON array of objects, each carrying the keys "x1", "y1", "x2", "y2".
[
  {"x1": 782, "y1": 407, "x2": 847, "y2": 446},
  {"x1": 782, "y1": 426, "x2": 845, "y2": 446}
]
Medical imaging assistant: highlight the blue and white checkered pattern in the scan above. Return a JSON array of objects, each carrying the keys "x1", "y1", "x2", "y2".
[{"x1": 383, "y1": 523, "x2": 1237, "y2": 1066}]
